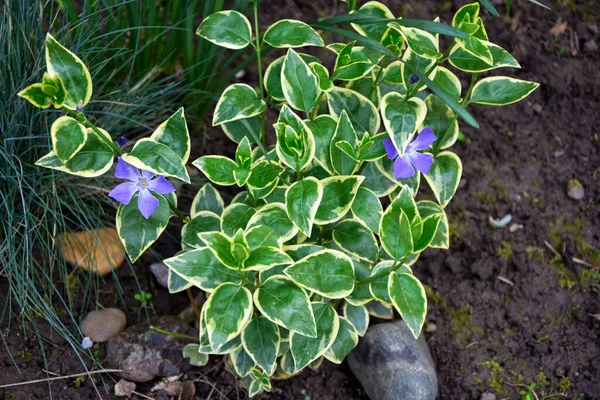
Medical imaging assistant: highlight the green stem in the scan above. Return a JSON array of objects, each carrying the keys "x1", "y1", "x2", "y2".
[
  {"x1": 367, "y1": 56, "x2": 389, "y2": 99},
  {"x1": 63, "y1": 109, "x2": 123, "y2": 156},
  {"x1": 167, "y1": 198, "x2": 189, "y2": 223},
  {"x1": 151, "y1": 326, "x2": 197, "y2": 341},
  {"x1": 310, "y1": 92, "x2": 325, "y2": 120},
  {"x1": 355, "y1": 256, "x2": 407, "y2": 286},
  {"x1": 252, "y1": 1, "x2": 266, "y2": 146}
]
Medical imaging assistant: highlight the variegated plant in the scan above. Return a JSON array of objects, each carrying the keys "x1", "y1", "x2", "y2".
[{"x1": 21, "y1": 1, "x2": 539, "y2": 397}]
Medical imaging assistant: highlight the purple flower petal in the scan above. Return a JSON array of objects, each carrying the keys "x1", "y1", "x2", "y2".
[
  {"x1": 137, "y1": 188, "x2": 159, "y2": 219},
  {"x1": 115, "y1": 157, "x2": 140, "y2": 181},
  {"x1": 411, "y1": 127, "x2": 436, "y2": 151},
  {"x1": 393, "y1": 155, "x2": 415, "y2": 179},
  {"x1": 408, "y1": 151, "x2": 434, "y2": 175},
  {"x1": 148, "y1": 176, "x2": 175, "y2": 195},
  {"x1": 383, "y1": 139, "x2": 398, "y2": 160},
  {"x1": 108, "y1": 182, "x2": 138, "y2": 205},
  {"x1": 141, "y1": 169, "x2": 154, "y2": 180}
]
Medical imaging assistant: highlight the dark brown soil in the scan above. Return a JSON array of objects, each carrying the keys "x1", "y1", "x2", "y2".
[{"x1": 2, "y1": 0, "x2": 600, "y2": 399}]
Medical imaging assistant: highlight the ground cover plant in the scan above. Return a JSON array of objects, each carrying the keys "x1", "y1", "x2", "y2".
[{"x1": 18, "y1": 0, "x2": 544, "y2": 397}]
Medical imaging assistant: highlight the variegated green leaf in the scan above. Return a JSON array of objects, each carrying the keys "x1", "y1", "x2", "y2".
[
  {"x1": 168, "y1": 270, "x2": 192, "y2": 294},
  {"x1": 412, "y1": 214, "x2": 442, "y2": 252},
  {"x1": 221, "y1": 203, "x2": 256, "y2": 237},
  {"x1": 359, "y1": 161, "x2": 399, "y2": 197},
  {"x1": 449, "y1": 41, "x2": 520, "y2": 73},
  {"x1": 163, "y1": 248, "x2": 243, "y2": 292},
  {"x1": 248, "y1": 203, "x2": 299, "y2": 243},
  {"x1": 264, "y1": 54, "x2": 320, "y2": 102},
  {"x1": 330, "y1": 111, "x2": 359, "y2": 175},
  {"x1": 213, "y1": 84, "x2": 266, "y2": 126},
  {"x1": 417, "y1": 200, "x2": 449, "y2": 249},
  {"x1": 346, "y1": 261, "x2": 373, "y2": 306},
  {"x1": 387, "y1": 23, "x2": 441, "y2": 59},
  {"x1": 45, "y1": 33, "x2": 92, "y2": 109},
  {"x1": 343, "y1": 302, "x2": 369, "y2": 336},
  {"x1": 205, "y1": 283, "x2": 253, "y2": 351},
  {"x1": 365, "y1": 300, "x2": 394, "y2": 319},
  {"x1": 333, "y1": 219, "x2": 379, "y2": 263},
  {"x1": 305, "y1": 115, "x2": 337, "y2": 174},
  {"x1": 333, "y1": 42, "x2": 375, "y2": 81},
  {"x1": 314, "y1": 175, "x2": 364, "y2": 225},
  {"x1": 50, "y1": 116, "x2": 87, "y2": 163},
  {"x1": 181, "y1": 211, "x2": 221, "y2": 249},
  {"x1": 285, "y1": 177, "x2": 323, "y2": 237},
  {"x1": 380, "y1": 207, "x2": 413, "y2": 260},
  {"x1": 381, "y1": 93, "x2": 427, "y2": 154},
  {"x1": 369, "y1": 260, "x2": 394, "y2": 304},
  {"x1": 150, "y1": 107, "x2": 190, "y2": 163},
  {"x1": 470, "y1": 77, "x2": 539, "y2": 106},
  {"x1": 243, "y1": 247, "x2": 292, "y2": 271},
  {"x1": 183, "y1": 344, "x2": 209, "y2": 366},
  {"x1": 247, "y1": 160, "x2": 284, "y2": 191},
  {"x1": 324, "y1": 317, "x2": 358, "y2": 364},
  {"x1": 290, "y1": 303, "x2": 339, "y2": 372},
  {"x1": 242, "y1": 317, "x2": 280, "y2": 376},
  {"x1": 35, "y1": 128, "x2": 113, "y2": 178},
  {"x1": 389, "y1": 272, "x2": 427, "y2": 339},
  {"x1": 351, "y1": 1, "x2": 395, "y2": 42},
  {"x1": 17, "y1": 83, "x2": 53, "y2": 109},
  {"x1": 122, "y1": 138, "x2": 189, "y2": 183},
  {"x1": 264, "y1": 20, "x2": 324, "y2": 48},
  {"x1": 432, "y1": 66, "x2": 462, "y2": 102},
  {"x1": 199, "y1": 231, "x2": 239, "y2": 269},
  {"x1": 423, "y1": 94, "x2": 459, "y2": 150},
  {"x1": 351, "y1": 187, "x2": 383, "y2": 232},
  {"x1": 222, "y1": 115, "x2": 263, "y2": 144},
  {"x1": 231, "y1": 346, "x2": 255, "y2": 377},
  {"x1": 193, "y1": 155, "x2": 237, "y2": 186},
  {"x1": 327, "y1": 87, "x2": 380, "y2": 137},
  {"x1": 423, "y1": 151, "x2": 462, "y2": 208},
  {"x1": 310, "y1": 62, "x2": 334, "y2": 92},
  {"x1": 284, "y1": 249, "x2": 355, "y2": 298},
  {"x1": 196, "y1": 10, "x2": 252, "y2": 50},
  {"x1": 281, "y1": 49, "x2": 320, "y2": 113},
  {"x1": 254, "y1": 276, "x2": 317, "y2": 338},
  {"x1": 191, "y1": 184, "x2": 224, "y2": 217},
  {"x1": 116, "y1": 193, "x2": 173, "y2": 262},
  {"x1": 275, "y1": 106, "x2": 316, "y2": 171}
]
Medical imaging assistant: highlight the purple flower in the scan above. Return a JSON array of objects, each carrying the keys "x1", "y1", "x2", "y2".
[
  {"x1": 383, "y1": 127, "x2": 436, "y2": 179},
  {"x1": 117, "y1": 136, "x2": 128, "y2": 146},
  {"x1": 108, "y1": 157, "x2": 175, "y2": 219},
  {"x1": 410, "y1": 74, "x2": 419, "y2": 84}
]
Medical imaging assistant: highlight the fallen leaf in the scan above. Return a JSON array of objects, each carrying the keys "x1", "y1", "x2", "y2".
[
  {"x1": 57, "y1": 227, "x2": 125, "y2": 276},
  {"x1": 181, "y1": 381, "x2": 196, "y2": 398},
  {"x1": 550, "y1": 19, "x2": 567, "y2": 37},
  {"x1": 114, "y1": 379, "x2": 136, "y2": 398}
]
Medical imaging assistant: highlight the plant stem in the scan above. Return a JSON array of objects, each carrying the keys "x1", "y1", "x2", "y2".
[
  {"x1": 367, "y1": 56, "x2": 389, "y2": 99},
  {"x1": 405, "y1": 41, "x2": 455, "y2": 100},
  {"x1": 150, "y1": 326, "x2": 197, "y2": 341},
  {"x1": 310, "y1": 92, "x2": 325, "y2": 120},
  {"x1": 355, "y1": 256, "x2": 407, "y2": 286},
  {"x1": 167, "y1": 198, "x2": 189, "y2": 223},
  {"x1": 252, "y1": 1, "x2": 266, "y2": 146},
  {"x1": 63, "y1": 109, "x2": 123, "y2": 156}
]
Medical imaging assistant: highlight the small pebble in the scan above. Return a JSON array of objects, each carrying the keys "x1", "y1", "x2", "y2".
[
  {"x1": 480, "y1": 393, "x2": 496, "y2": 400},
  {"x1": 532, "y1": 104, "x2": 543, "y2": 113},
  {"x1": 181, "y1": 381, "x2": 196, "y2": 397},
  {"x1": 81, "y1": 308, "x2": 126, "y2": 342},
  {"x1": 150, "y1": 262, "x2": 169, "y2": 289},
  {"x1": 585, "y1": 39, "x2": 598, "y2": 52},
  {"x1": 567, "y1": 179, "x2": 585, "y2": 200},
  {"x1": 425, "y1": 322, "x2": 437, "y2": 333},
  {"x1": 164, "y1": 381, "x2": 183, "y2": 397},
  {"x1": 114, "y1": 379, "x2": 136, "y2": 398}
]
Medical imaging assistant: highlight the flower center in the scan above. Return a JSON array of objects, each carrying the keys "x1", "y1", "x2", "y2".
[{"x1": 139, "y1": 178, "x2": 149, "y2": 188}]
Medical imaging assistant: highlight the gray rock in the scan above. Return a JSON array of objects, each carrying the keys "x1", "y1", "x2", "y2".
[
  {"x1": 81, "y1": 308, "x2": 126, "y2": 342},
  {"x1": 150, "y1": 262, "x2": 169, "y2": 288},
  {"x1": 480, "y1": 393, "x2": 496, "y2": 400},
  {"x1": 105, "y1": 316, "x2": 197, "y2": 382},
  {"x1": 348, "y1": 321, "x2": 438, "y2": 400},
  {"x1": 567, "y1": 179, "x2": 585, "y2": 200}
]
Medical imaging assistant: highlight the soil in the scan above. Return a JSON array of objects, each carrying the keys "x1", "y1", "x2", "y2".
[{"x1": 2, "y1": 0, "x2": 600, "y2": 399}]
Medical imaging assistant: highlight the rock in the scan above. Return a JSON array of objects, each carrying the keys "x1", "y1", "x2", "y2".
[
  {"x1": 105, "y1": 316, "x2": 196, "y2": 382},
  {"x1": 150, "y1": 262, "x2": 169, "y2": 288},
  {"x1": 81, "y1": 308, "x2": 126, "y2": 342},
  {"x1": 425, "y1": 322, "x2": 437, "y2": 333},
  {"x1": 164, "y1": 381, "x2": 183, "y2": 397},
  {"x1": 181, "y1": 381, "x2": 196, "y2": 398},
  {"x1": 348, "y1": 320, "x2": 438, "y2": 400},
  {"x1": 114, "y1": 379, "x2": 136, "y2": 398},
  {"x1": 480, "y1": 393, "x2": 496, "y2": 400},
  {"x1": 585, "y1": 39, "x2": 598, "y2": 53},
  {"x1": 57, "y1": 227, "x2": 125, "y2": 276},
  {"x1": 567, "y1": 179, "x2": 585, "y2": 200}
]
